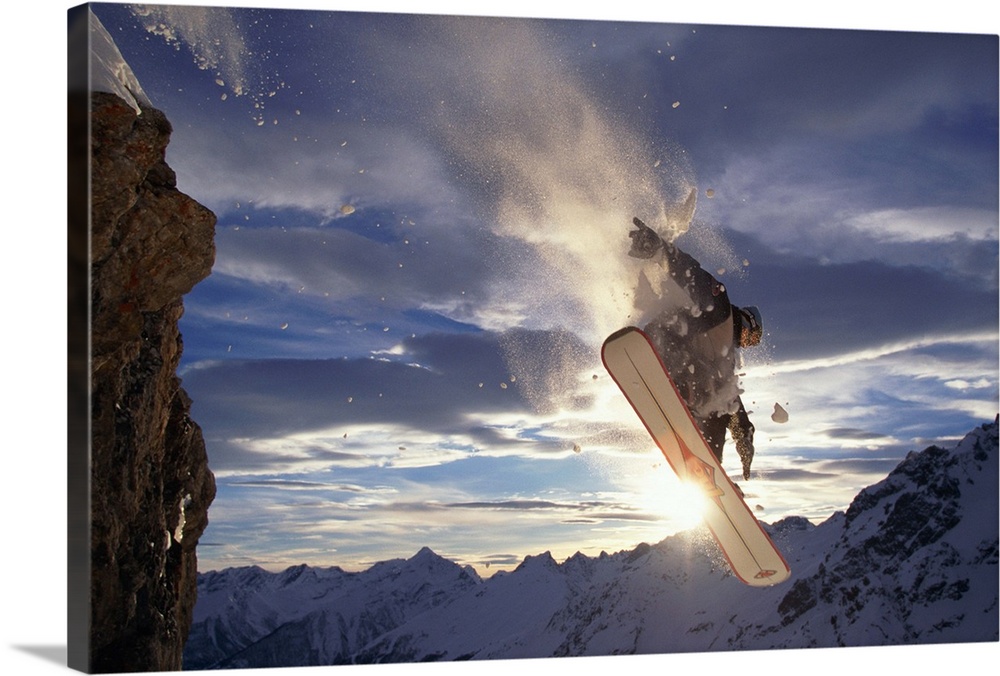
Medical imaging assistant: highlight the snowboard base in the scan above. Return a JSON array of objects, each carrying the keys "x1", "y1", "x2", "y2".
[{"x1": 602, "y1": 327, "x2": 790, "y2": 587}]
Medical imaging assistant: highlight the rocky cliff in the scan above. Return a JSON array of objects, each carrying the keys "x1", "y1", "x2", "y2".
[{"x1": 87, "y1": 90, "x2": 217, "y2": 672}]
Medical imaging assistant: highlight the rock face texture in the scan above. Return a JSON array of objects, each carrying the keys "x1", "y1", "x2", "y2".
[{"x1": 87, "y1": 91, "x2": 217, "y2": 672}]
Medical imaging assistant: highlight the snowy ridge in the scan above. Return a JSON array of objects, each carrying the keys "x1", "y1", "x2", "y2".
[
  {"x1": 185, "y1": 546, "x2": 480, "y2": 668},
  {"x1": 88, "y1": 8, "x2": 152, "y2": 113},
  {"x1": 184, "y1": 421, "x2": 998, "y2": 668}
]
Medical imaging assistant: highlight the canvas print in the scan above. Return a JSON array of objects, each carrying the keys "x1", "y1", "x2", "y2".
[{"x1": 69, "y1": 2, "x2": 998, "y2": 672}]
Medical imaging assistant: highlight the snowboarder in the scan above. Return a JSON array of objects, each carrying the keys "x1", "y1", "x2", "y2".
[{"x1": 627, "y1": 216, "x2": 761, "y2": 480}]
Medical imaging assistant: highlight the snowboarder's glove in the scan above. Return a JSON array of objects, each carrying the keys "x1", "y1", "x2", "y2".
[{"x1": 628, "y1": 217, "x2": 663, "y2": 259}]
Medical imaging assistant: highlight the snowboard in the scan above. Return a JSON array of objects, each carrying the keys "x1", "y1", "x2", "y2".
[{"x1": 602, "y1": 326, "x2": 790, "y2": 587}]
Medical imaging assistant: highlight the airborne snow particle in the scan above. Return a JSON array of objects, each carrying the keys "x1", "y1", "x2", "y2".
[
  {"x1": 280, "y1": 322, "x2": 289, "y2": 330},
  {"x1": 500, "y1": 382, "x2": 508, "y2": 389},
  {"x1": 672, "y1": 101, "x2": 680, "y2": 108},
  {"x1": 706, "y1": 188, "x2": 715, "y2": 198},
  {"x1": 771, "y1": 403, "x2": 789, "y2": 424},
  {"x1": 573, "y1": 443, "x2": 582, "y2": 454},
  {"x1": 340, "y1": 204, "x2": 355, "y2": 215}
]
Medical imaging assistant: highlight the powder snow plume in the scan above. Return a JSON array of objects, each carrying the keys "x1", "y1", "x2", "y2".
[
  {"x1": 425, "y1": 18, "x2": 698, "y2": 345},
  {"x1": 132, "y1": 4, "x2": 248, "y2": 92},
  {"x1": 348, "y1": 16, "x2": 705, "y2": 422},
  {"x1": 130, "y1": 4, "x2": 286, "y2": 126}
]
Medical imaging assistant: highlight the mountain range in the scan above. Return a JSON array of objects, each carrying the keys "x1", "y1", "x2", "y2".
[{"x1": 184, "y1": 419, "x2": 998, "y2": 669}]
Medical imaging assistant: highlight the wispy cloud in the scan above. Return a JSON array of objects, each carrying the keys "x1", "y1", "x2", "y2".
[
  {"x1": 846, "y1": 207, "x2": 998, "y2": 243},
  {"x1": 764, "y1": 331, "x2": 998, "y2": 376}
]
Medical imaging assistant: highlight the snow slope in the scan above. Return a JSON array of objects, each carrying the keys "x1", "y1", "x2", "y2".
[
  {"x1": 88, "y1": 8, "x2": 152, "y2": 113},
  {"x1": 184, "y1": 420, "x2": 999, "y2": 668}
]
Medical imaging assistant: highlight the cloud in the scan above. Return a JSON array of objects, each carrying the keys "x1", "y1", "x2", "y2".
[
  {"x1": 739, "y1": 330, "x2": 997, "y2": 480},
  {"x1": 743, "y1": 467, "x2": 839, "y2": 482},
  {"x1": 680, "y1": 28, "x2": 998, "y2": 282},
  {"x1": 183, "y1": 328, "x2": 605, "y2": 474},
  {"x1": 763, "y1": 330, "x2": 998, "y2": 376},
  {"x1": 185, "y1": 337, "x2": 518, "y2": 434},
  {"x1": 813, "y1": 457, "x2": 919, "y2": 477},
  {"x1": 697, "y1": 150, "x2": 997, "y2": 273},
  {"x1": 402, "y1": 497, "x2": 654, "y2": 523},
  {"x1": 844, "y1": 207, "x2": 998, "y2": 243},
  {"x1": 209, "y1": 223, "x2": 489, "y2": 308},
  {"x1": 167, "y1": 116, "x2": 472, "y2": 226},
  {"x1": 730, "y1": 243, "x2": 999, "y2": 362},
  {"x1": 823, "y1": 427, "x2": 893, "y2": 441},
  {"x1": 197, "y1": 459, "x2": 677, "y2": 572},
  {"x1": 226, "y1": 479, "x2": 395, "y2": 494},
  {"x1": 643, "y1": 26, "x2": 998, "y2": 162}
]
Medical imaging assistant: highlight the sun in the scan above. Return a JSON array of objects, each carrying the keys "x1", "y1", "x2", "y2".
[{"x1": 639, "y1": 465, "x2": 710, "y2": 531}]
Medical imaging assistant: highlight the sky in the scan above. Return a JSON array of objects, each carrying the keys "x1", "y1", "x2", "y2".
[{"x1": 85, "y1": 0, "x2": 998, "y2": 578}]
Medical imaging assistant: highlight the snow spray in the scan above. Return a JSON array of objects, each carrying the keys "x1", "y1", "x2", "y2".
[{"x1": 427, "y1": 18, "x2": 698, "y2": 340}]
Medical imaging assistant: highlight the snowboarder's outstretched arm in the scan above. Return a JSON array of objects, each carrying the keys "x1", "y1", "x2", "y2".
[{"x1": 629, "y1": 217, "x2": 731, "y2": 329}]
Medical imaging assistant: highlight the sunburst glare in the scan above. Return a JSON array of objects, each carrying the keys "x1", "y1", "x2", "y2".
[{"x1": 638, "y1": 463, "x2": 710, "y2": 531}]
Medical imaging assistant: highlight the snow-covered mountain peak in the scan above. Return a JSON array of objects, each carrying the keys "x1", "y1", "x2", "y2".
[
  {"x1": 407, "y1": 546, "x2": 452, "y2": 569},
  {"x1": 185, "y1": 421, "x2": 998, "y2": 668},
  {"x1": 768, "y1": 515, "x2": 814, "y2": 534},
  {"x1": 515, "y1": 550, "x2": 559, "y2": 573}
]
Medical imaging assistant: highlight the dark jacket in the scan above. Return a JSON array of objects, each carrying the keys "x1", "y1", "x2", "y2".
[{"x1": 629, "y1": 218, "x2": 755, "y2": 479}]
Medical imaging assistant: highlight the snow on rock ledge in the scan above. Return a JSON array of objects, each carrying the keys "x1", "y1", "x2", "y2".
[{"x1": 88, "y1": 8, "x2": 152, "y2": 114}]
